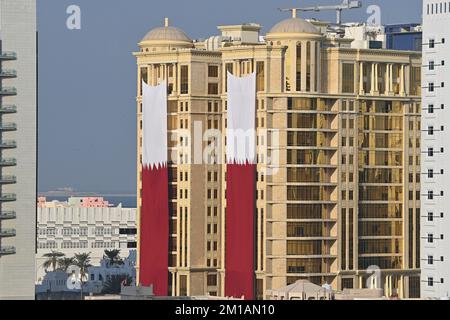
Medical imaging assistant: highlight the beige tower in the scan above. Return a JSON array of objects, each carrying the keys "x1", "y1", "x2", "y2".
[{"x1": 135, "y1": 15, "x2": 422, "y2": 299}]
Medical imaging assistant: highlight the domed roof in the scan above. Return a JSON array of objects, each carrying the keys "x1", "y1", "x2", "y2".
[
  {"x1": 142, "y1": 23, "x2": 192, "y2": 43},
  {"x1": 269, "y1": 18, "x2": 320, "y2": 34}
]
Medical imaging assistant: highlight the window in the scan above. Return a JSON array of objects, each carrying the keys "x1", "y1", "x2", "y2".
[
  {"x1": 119, "y1": 228, "x2": 137, "y2": 235},
  {"x1": 428, "y1": 148, "x2": 434, "y2": 157},
  {"x1": 429, "y1": 39, "x2": 435, "y2": 49},
  {"x1": 429, "y1": 83, "x2": 435, "y2": 92},
  {"x1": 428, "y1": 169, "x2": 434, "y2": 178},
  {"x1": 429, "y1": 61, "x2": 435, "y2": 70},
  {"x1": 428, "y1": 277, "x2": 434, "y2": 287},
  {"x1": 428, "y1": 256, "x2": 434, "y2": 265},
  {"x1": 256, "y1": 61, "x2": 265, "y2": 92},
  {"x1": 208, "y1": 65, "x2": 219, "y2": 78},
  {"x1": 428, "y1": 104, "x2": 434, "y2": 114},
  {"x1": 428, "y1": 126, "x2": 434, "y2": 135},
  {"x1": 428, "y1": 234, "x2": 434, "y2": 243},
  {"x1": 207, "y1": 274, "x2": 217, "y2": 286},
  {"x1": 208, "y1": 83, "x2": 219, "y2": 95},
  {"x1": 180, "y1": 65, "x2": 189, "y2": 94},
  {"x1": 342, "y1": 63, "x2": 355, "y2": 93},
  {"x1": 428, "y1": 212, "x2": 434, "y2": 222},
  {"x1": 428, "y1": 191, "x2": 434, "y2": 200},
  {"x1": 127, "y1": 242, "x2": 137, "y2": 248}
]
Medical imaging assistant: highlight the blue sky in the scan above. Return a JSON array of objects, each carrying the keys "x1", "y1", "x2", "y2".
[{"x1": 37, "y1": 0, "x2": 422, "y2": 194}]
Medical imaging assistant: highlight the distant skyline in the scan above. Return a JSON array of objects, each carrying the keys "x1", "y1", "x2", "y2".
[{"x1": 37, "y1": 0, "x2": 422, "y2": 194}]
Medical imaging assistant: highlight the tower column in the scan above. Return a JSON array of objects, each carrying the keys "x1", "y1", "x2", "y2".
[
  {"x1": 311, "y1": 41, "x2": 316, "y2": 92},
  {"x1": 359, "y1": 62, "x2": 364, "y2": 94},
  {"x1": 399, "y1": 275, "x2": 405, "y2": 299},
  {"x1": 385, "y1": 63, "x2": 390, "y2": 95},
  {"x1": 389, "y1": 63, "x2": 393, "y2": 93},
  {"x1": 172, "y1": 63, "x2": 177, "y2": 93},
  {"x1": 374, "y1": 63, "x2": 379, "y2": 94},
  {"x1": 301, "y1": 41, "x2": 307, "y2": 92},
  {"x1": 400, "y1": 64, "x2": 406, "y2": 96}
]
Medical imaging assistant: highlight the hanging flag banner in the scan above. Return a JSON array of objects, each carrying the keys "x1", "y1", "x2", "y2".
[
  {"x1": 140, "y1": 80, "x2": 169, "y2": 296},
  {"x1": 225, "y1": 72, "x2": 256, "y2": 300}
]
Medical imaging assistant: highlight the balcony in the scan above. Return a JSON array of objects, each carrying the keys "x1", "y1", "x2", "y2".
[
  {"x1": 0, "y1": 158, "x2": 17, "y2": 167},
  {"x1": 0, "y1": 87, "x2": 17, "y2": 96},
  {"x1": 0, "y1": 229, "x2": 16, "y2": 238},
  {"x1": 0, "y1": 51, "x2": 17, "y2": 60},
  {"x1": 0, "y1": 123, "x2": 17, "y2": 132},
  {"x1": 0, "y1": 194, "x2": 16, "y2": 202},
  {"x1": 0, "y1": 140, "x2": 17, "y2": 149},
  {"x1": 0, "y1": 69, "x2": 17, "y2": 78},
  {"x1": 0, "y1": 105, "x2": 17, "y2": 114},
  {"x1": 0, "y1": 176, "x2": 16, "y2": 184},
  {"x1": 0, "y1": 246, "x2": 16, "y2": 256},
  {"x1": 0, "y1": 211, "x2": 16, "y2": 220}
]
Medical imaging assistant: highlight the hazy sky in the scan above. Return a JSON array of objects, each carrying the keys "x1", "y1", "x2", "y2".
[{"x1": 37, "y1": 0, "x2": 422, "y2": 194}]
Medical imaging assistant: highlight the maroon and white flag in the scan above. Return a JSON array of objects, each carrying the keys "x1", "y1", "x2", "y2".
[
  {"x1": 140, "y1": 80, "x2": 169, "y2": 296},
  {"x1": 225, "y1": 72, "x2": 256, "y2": 300}
]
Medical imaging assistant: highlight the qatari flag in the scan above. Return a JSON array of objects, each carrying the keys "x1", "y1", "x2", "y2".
[
  {"x1": 140, "y1": 80, "x2": 169, "y2": 296},
  {"x1": 225, "y1": 72, "x2": 256, "y2": 300}
]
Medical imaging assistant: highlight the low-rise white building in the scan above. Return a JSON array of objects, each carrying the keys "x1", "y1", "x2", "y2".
[
  {"x1": 85, "y1": 250, "x2": 136, "y2": 294},
  {"x1": 343, "y1": 23, "x2": 387, "y2": 49},
  {"x1": 36, "y1": 197, "x2": 137, "y2": 282},
  {"x1": 36, "y1": 250, "x2": 136, "y2": 299}
]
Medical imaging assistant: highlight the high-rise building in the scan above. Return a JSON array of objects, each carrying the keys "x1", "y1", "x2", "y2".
[
  {"x1": 0, "y1": 0, "x2": 37, "y2": 300},
  {"x1": 421, "y1": 0, "x2": 450, "y2": 299},
  {"x1": 135, "y1": 14, "x2": 422, "y2": 299}
]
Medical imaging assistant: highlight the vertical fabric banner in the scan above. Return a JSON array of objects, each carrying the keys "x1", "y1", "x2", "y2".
[
  {"x1": 140, "y1": 80, "x2": 169, "y2": 296},
  {"x1": 225, "y1": 72, "x2": 256, "y2": 300}
]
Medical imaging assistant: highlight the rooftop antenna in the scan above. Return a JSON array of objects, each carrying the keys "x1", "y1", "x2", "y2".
[{"x1": 279, "y1": 0, "x2": 363, "y2": 25}]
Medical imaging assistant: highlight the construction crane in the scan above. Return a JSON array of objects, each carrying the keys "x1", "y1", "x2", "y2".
[{"x1": 279, "y1": 0, "x2": 363, "y2": 25}]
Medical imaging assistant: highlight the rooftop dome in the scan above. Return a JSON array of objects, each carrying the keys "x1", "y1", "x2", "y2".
[
  {"x1": 141, "y1": 18, "x2": 192, "y2": 43},
  {"x1": 268, "y1": 18, "x2": 320, "y2": 34}
]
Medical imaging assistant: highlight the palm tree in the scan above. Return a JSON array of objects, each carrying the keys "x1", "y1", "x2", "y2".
[
  {"x1": 42, "y1": 251, "x2": 65, "y2": 272},
  {"x1": 103, "y1": 249, "x2": 123, "y2": 266},
  {"x1": 74, "y1": 252, "x2": 92, "y2": 298},
  {"x1": 57, "y1": 257, "x2": 76, "y2": 272}
]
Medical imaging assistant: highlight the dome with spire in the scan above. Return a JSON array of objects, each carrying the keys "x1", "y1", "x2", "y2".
[
  {"x1": 140, "y1": 18, "x2": 193, "y2": 48},
  {"x1": 142, "y1": 26, "x2": 192, "y2": 42},
  {"x1": 268, "y1": 17, "x2": 320, "y2": 35}
]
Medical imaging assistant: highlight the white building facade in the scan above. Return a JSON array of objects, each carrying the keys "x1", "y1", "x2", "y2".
[
  {"x1": 36, "y1": 202, "x2": 137, "y2": 283},
  {"x1": 0, "y1": 0, "x2": 37, "y2": 300},
  {"x1": 422, "y1": 0, "x2": 450, "y2": 299}
]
